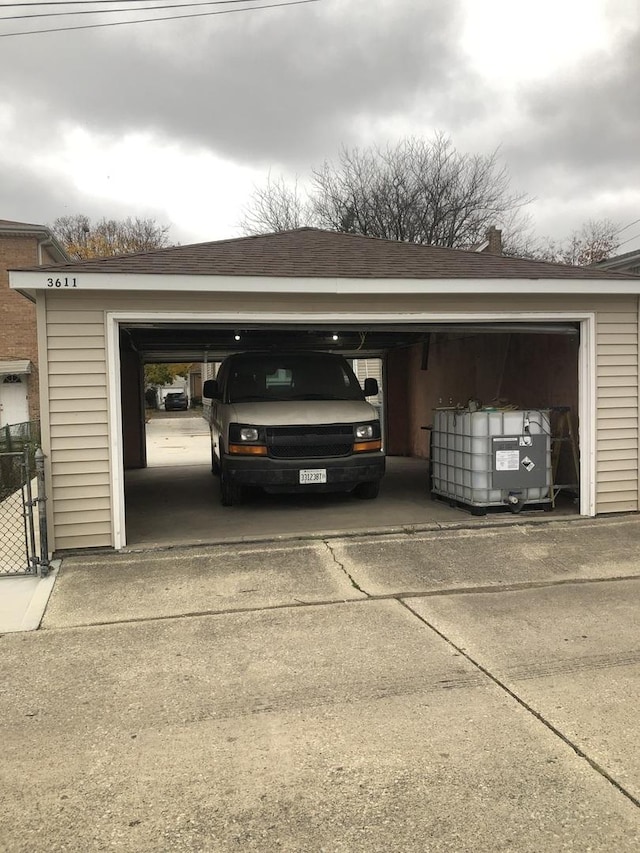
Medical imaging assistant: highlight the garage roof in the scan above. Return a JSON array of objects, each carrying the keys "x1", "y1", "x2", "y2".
[{"x1": 15, "y1": 228, "x2": 638, "y2": 280}]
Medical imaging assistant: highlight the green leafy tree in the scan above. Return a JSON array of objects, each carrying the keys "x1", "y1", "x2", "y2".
[{"x1": 144, "y1": 364, "x2": 192, "y2": 387}]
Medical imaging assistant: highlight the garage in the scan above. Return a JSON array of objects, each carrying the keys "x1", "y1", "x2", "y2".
[{"x1": 9, "y1": 228, "x2": 639, "y2": 554}]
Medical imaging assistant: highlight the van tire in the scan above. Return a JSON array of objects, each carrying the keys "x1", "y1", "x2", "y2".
[
  {"x1": 220, "y1": 468, "x2": 242, "y2": 506},
  {"x1": 354, "y1": 481, "x2": 380, "y2": 500},
  {"x1": 211, "y1": 442, "x2": 220, "y2": 476}
]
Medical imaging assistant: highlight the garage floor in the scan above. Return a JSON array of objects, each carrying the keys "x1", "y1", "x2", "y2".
[{"x1": 123, "y1": 414, "x2": 578, "y2": 549}]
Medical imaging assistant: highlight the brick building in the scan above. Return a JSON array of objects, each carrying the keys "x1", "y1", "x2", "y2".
[{"x1": 0, "y1": 219, "x2": 68, "y2": 426}]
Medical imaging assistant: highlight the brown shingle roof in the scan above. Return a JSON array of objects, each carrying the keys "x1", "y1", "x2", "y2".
[{"x1": 15, "y1": 227, "x2": 639, "y2": 279}]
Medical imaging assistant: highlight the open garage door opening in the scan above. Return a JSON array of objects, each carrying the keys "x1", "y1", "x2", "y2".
[{"x1": 116, "y1": 318, "x2": 583, "y2": 549}]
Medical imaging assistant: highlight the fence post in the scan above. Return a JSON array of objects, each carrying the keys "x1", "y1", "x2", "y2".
[
  {"x1": 35, "y1": 448, "x2": 50, "y2": 577},
  {"x1": 23, "y1": 448, "x2": 38, "y2": 573}
]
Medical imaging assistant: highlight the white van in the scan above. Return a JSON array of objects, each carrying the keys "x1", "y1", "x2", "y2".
[{"x1": 203, "y1": 351, "x2": 385, "y2": 506}]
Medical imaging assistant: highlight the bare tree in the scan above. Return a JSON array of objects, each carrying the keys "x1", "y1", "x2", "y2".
[
  {"x1": 536, "y1": 219, "x2": 620, "y2": 266},
  {"x1": 239, "y1": 134, "x2": 531, "y2": 249},
  {"x1": 239, "y1": 174, "x2": 314, "y2": 235},
  {"x1": 50, "y1": 214, "x2": 171, "y2": 260}
]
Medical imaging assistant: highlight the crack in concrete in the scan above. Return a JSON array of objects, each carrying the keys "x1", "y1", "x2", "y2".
[
  {"x1": 397, "y1": 598, "x2": 640, "y2": 812},
  {"x1": 322, "y1": 539, "x2": 370, "y2": 596},
  {"x1": 38, "y1": 572, "x2": 640, "y2": 633}
]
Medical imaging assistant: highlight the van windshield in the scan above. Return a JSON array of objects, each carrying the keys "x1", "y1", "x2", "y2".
[{"x1": 227, "y1": 353, "x2": 365, "y2": 403}]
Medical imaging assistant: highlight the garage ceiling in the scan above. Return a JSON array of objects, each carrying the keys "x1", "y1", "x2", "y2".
[{"x1": 121, "y1": 321, "x2": 578, "y2": 363}]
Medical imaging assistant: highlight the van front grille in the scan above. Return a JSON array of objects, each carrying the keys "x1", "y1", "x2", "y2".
[
  {"x1": 266, "y1": 425, "x2": 353, "y2": 460},
  {"x1": 269, "y1": 443, "x2": 352, "y2": 459}
]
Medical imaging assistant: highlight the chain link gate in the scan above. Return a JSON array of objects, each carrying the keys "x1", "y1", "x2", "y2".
[{"x1": 0, "y1": 434, "x2": 49, "y2": 577}]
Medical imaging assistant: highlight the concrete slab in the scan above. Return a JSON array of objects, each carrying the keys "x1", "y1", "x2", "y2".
[
  {"x1": 42, "y1": 541, "x2": 364, "y2": 629},
  {"x1": 2, "y1": 600, "x2": 639, "y2": 852},
  {"x1": 0, "y1": 563, "x2": 58, "y2": 633},
  {"x1": 332, "y1": 517, "x2": 640, "y2": 596},
  {"x1": 125, "y1": 454, "x2": 578, "y2": 549},
  {"x1": 145, "y1": 415, "x2": 210, "y2": 468},
  {"x1": 125, "y1": 456, "x2": 439, "y2": 548},
  {"x1": 407, "y1": 578, "x2": 640, "y2": 803}
]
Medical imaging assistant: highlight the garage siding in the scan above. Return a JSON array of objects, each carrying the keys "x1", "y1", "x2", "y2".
[
  {"x1": 42, "y1": 290, "x2": 639, "y2": 549},
  {"x1": 45, "y1": 303, "x2": 112, "y2": 550},
  {"x1": 595, "y1": 309, "x2": 638, "y2": 513}
]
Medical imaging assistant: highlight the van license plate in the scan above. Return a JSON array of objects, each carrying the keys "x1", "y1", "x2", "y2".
[{"x1": 299, "y1": 469, "x2": 327, "y2": 484}]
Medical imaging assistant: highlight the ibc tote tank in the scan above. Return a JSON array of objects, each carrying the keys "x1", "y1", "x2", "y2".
[{"x1": 430, "y1": 408, "x2": 552, "y2": 514}]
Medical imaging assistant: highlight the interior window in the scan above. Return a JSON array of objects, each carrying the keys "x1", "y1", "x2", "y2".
[{"x1": 266, "y1": 368, "x2": 293, "y2": 389}]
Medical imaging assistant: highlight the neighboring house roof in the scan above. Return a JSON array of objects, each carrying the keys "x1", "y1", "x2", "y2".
[
  {"x1": 592, "y1": 249, "x2": 640, "y2": 275},
  {"x1": 0, "y1": 218, "x2": 69, "y2": 262},
  {"x1": 0, "y1": 359, "x2": 32, "y2": 375},
  {"x1": 14, "y1": 227, "x2": 637, "y2": 280},
  {"x1": 0, "y1": 218, "x2": 48, "y2": 231}
]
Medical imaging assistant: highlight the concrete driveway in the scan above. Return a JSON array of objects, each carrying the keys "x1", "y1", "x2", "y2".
[{"x1": 1, "y1": 517, "x2": 639, "y2": 851}]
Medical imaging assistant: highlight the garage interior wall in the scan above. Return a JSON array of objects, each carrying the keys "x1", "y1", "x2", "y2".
[
  {"x1": 40, "y1": 290, "x2": 638, "y2": 551},
  {"x1": 385, "y1": 333, "x2": 580, "y2": 485},
  {"x1": 120, "y1": 342, "x2": 146, "y2": 470}
]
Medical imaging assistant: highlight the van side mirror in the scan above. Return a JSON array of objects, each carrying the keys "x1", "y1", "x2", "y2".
[
  {"x1": 203, "y1": 379, "x2": 220, "y2": 400},
  {"x1": 363, "y1": 377, "x2": 378, "y2": 397}
]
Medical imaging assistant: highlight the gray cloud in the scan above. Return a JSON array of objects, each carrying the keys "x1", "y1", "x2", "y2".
[
  {"x1": 504, "y1": 24, "x2": 640, "y2": 191},
  {"x1": 2, "y1": 0, "x2": 470, "y2": 167},
  {"x1": 0, "y1": 160, "x2": 170, "y2": 233},
  {"x1": 2, "y1": 1, "x2": 639, "y2": 249}
]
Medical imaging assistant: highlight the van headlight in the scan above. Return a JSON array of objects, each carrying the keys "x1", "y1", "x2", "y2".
[
  {"x1": 355, "y1": 424, "x2": 374, "y2": 440},
  {"x1": 353, "y1": 421, "x2": 382, "y2": 453},
  {"x1": 229, "y1": 423, "x2": 267, "y2": 455}
]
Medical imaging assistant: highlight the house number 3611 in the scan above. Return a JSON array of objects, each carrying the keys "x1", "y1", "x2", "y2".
[{"x1": 46, "y1": 277, "x2": 77, "y2": 288}]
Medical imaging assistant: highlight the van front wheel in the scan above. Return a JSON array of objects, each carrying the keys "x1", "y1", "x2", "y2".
[
  {"x1": 354, "y1": 481, "x2": 380, "y2": 500},
  {"x1": 220, "y1": 468, "x2": 243, "y2": 506},
  {"x1": 211, "y1": 441, "x2": 220, "y2": 476}
]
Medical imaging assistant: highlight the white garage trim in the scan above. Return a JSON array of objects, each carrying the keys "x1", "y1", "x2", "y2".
[
  {"x1": 12, "y1": 271, "x2": 640, "y2": 296},
  {"x1": 106, "y1": 310, "x2": 596, "y2": 550},
  {"x1": 106, "y1": 313, "x2": 126, "y2": 550},
  {"x1": 36, "y1": 293, "x2": 55, "y2": 554}
]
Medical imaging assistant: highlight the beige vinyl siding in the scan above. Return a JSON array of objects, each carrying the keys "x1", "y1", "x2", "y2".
[
  {"x1": 595, "y1": 306, "x2": 638, "y2": 513},
  {"x1": 42, "y1": 289, "x2": 639, "y2": 549},
  {"x1": 54, "y1": 496, "x2": 112, "y2": 513},
  {"x1": 45, "y1": 298, "x2": 111, "y2": 549},
  {"x1": 52, "y1": 472, "x2": 111, "y2": 489},
  {"x1": 50, "y1": 411, "x2": 109, "y2": 426},
  {"x1": 352, "y1": 357, "x2": 383, "y2": 403}
]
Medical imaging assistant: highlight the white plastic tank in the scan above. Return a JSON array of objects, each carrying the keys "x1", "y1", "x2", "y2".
[{"x1": 430, "y1": 408, "x2": 552, "y2": 512}]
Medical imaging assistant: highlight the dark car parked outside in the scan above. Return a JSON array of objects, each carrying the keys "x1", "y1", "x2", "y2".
[{"x1": 164, "y1": 392, "x2": 189, "y2": 411}]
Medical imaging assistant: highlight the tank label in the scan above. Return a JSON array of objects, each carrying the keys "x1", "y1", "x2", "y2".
[{"x1": 496, "y1": 450, "x2": 520, "y2": 471}]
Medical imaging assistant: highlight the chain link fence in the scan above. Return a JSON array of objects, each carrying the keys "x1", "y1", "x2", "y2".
[
  {"x1": 0, "y1": 420, "x2": 40, "y2": 495},
  {"x1": 0, "y1": 421, "x2": 46, "y2": 577}
]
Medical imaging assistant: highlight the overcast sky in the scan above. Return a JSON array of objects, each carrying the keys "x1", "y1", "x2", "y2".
[{"x1": 1, "y1": 0, "x2": 639, "y2": 252}]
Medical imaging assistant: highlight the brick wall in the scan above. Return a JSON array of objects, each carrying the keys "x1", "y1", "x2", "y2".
[{"x1": 0, "y1": 235, "x2": 41, "y2": 420}]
